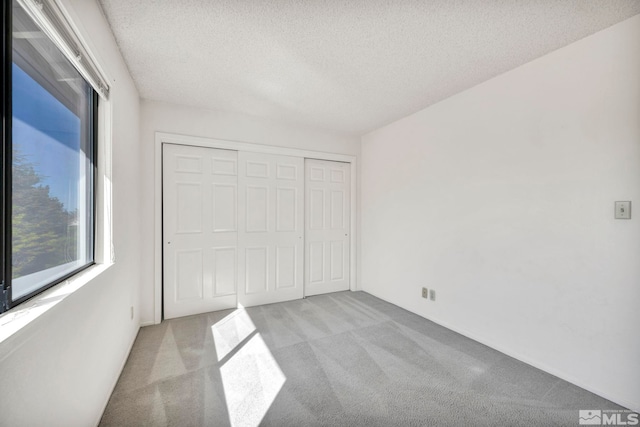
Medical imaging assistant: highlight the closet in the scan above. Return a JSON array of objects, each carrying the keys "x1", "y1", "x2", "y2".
[{"x1": 162, "y1": 143, "x2": 350, "y2": 319}]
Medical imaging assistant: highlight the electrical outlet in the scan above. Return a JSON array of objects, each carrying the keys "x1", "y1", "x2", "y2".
[
  {"x1": 130, "y1": 306, "x2": 134, "y2": 320},
  {"x1": 422, "y1": 287, "x2": 428, "y2": 299},
  {"x1": 429, "y1": 289, "x2": 436, "y2": 301}
]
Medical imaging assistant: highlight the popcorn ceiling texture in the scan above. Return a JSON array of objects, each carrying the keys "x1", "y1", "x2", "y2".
[{"x1": 98, "y1": 0, "x2": 640, "y2": 135}]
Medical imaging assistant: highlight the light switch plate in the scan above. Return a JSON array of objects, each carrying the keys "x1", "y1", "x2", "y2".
[{"x1": 615, "y1": 201, "x2": 631, "y2": 219}]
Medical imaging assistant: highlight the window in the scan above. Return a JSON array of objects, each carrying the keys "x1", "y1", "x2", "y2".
[{"x1": 1, "y1": 0, "x2": 107, "y2": 313}]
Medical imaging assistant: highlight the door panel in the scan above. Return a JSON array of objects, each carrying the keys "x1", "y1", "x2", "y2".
[
  {"x1": 238, "y1": 152, "x2": 304, "y2": 307},
  {"x1": 175, "y1": 249, "x2": 203, "y2": 300},
  {"x1": 277, "y1": 164, "x2": 297, "y2": 180},
  {"x1": 213, "y1": 247, "x2": 236, "y2": 296},
  {"x1": 276, "y1": 246, "x2": 296, "y2": 289},
  {"x1": 212, "y1": 157, "x2": 237, "y2": 175},
  {"x1": 309, "y1": 241, "x2": 324, "y2": 283},
  {"x1": 330, "y1": 241, "x2": 345, "y2": 281},
  {"x1": 305, "y1": 159, "x2": 350, "y2": 296},
  {"x1": 246, "y1": 186, "x2": 269, "y2": 232},
  {"x1": 330, "y1": 190, "x2": 345, "y2": 229},
  {"x1": 163, "y1": 144, "x2": 238, "y2": 319},
  {"x1": 176, "y1": 183, "x2": 202, "y2": 233},
  {"x1": 276, "y1": 188, "x2": 297, "y2": 231},
  {"x1": 245, "y1": 247, "x2": 268, "y2": 294},
  {"x1": 212, "y1": 184, "x2": 236, "y2": 232}
]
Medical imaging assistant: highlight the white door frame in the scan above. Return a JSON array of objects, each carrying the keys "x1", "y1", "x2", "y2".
[{"x1": 154, "y1": 131, "x2": 358, "y2": 324}]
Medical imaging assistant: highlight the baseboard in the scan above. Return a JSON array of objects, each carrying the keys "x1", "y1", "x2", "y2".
[
  {"x1": 140, "y1": 320, "x2": 156, "y2": 327},
  {"x1": 93, "y1": 324, "x2": 141, "y2": 427},
  {"x1": 361, "y1": 289, "x2": 639, "y2": 413}
]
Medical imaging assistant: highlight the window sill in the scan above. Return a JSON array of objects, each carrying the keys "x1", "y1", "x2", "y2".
[
  {"x1": 12, "y1": 261, "x2": 91, "y2": 302},
  {"x1": 0, "y1": 262, "x2": 113, "y2": 350}
]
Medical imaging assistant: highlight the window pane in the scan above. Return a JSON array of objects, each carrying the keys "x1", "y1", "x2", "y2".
[{"x1": 11, "y1": 1, "x2": 94, "y2": 300}]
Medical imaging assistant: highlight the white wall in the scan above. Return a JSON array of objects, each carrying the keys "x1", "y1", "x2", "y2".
[
  {"x1": 0, "y1": 1, "x2": 143, "y2": 426},
  {"x1": 139, "y1": 100, "x2": 360, "y2": 323},
  {"x1": 361, "y1": 15, "x2": 640, "y2": 411}
]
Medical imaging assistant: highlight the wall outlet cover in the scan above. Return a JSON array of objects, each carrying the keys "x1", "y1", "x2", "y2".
[
  {"x1": 429, "y1": 289, "x2": 436, "y2": 301},
  {"x1": 422, "y1": 287, "x2": 428, "y2": 298}
]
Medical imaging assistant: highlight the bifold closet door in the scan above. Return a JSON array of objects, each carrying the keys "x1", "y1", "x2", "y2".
[
  {"x1": 305, "y1": 159, "x2": 350, "y2": 296},
  {"x1": 238, "y1": 152, "x2": 304, "y2": 307},
  {"x1": 163, "y1": 144, "x2": 238, "y2": 319}
]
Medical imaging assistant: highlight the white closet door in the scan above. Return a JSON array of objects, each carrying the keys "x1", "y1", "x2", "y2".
[
  {"x1": 163, "y1": 144, "x2": 238, "y2": 319},
  {"x1": 305, "y1": 159, "x2": 350, "y2": 296},
  {"x1": 238, "y1": 152, "x2": 304, "y2": 307}
]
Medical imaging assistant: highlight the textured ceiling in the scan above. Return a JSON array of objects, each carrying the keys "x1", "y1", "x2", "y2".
[{"x1": 98, "y1": 1, "x2": 640, "y2": 135}]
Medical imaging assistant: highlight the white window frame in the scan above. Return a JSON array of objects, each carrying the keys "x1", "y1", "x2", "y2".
[{"x1": 0, "y1": 0, "x2": 114, "y2": 347}]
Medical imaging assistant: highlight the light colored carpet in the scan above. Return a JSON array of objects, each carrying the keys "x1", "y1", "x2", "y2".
[{"x1": 100, "y1": 291, "x2": 626, "y2": 426}]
